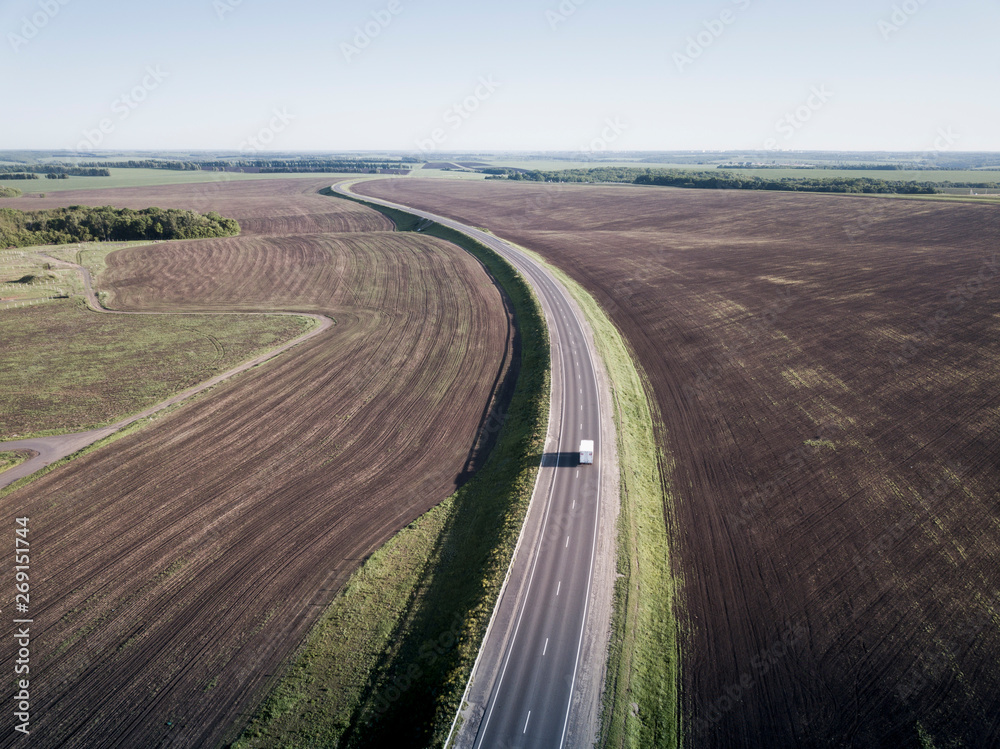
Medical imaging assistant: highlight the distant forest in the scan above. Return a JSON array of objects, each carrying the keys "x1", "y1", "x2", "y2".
[
  {"x1": 0, "y1": 206, "x2": 240, "y2": 247},
  {"x1": 78, "y1": 159, "x2": 415, "y2": 174},
  {"x1": 0, "y1": 166, "x2": 110, "y2": 177},
  {"x1": 484, "y1": 167, "x2": 1000, "y2": 195}
]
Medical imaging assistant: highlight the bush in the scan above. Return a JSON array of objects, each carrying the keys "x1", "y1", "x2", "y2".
[{"x1": 0, "y1": 205, "x2": 240, "y2": 247}]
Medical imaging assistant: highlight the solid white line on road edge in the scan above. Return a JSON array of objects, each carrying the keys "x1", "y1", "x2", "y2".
[
  {"x1": 460, "y1": 235, "x2": 573, "y2": 749},
  {"x1": 543, "y1": 638, "x2": 549, "y2": 656},
  {"x1": 345, "y1": 185, "x2": 607, "y2": 749},
  {"x1": 559, "y1": 276, "x2": 606, "y2": 749},
  {"x1": 556, "y1": 581, "x2": 561, "y2": 596}
]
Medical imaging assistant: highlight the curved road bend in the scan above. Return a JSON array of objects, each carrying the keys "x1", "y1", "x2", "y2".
[
  {"x1": 336, "y1": 181, "x2": 612, "y2": 749},
  {"x1": 0, "y1": 252, "x2": 332, "y2": 491}
]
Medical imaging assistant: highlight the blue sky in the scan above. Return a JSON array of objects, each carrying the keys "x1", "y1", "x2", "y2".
[{"x1": 3, "y1": 0, "x2": 998, "y2": 152}]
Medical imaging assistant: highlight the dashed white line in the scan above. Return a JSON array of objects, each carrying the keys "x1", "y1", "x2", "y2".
[
  {"x1": 556, "y1": 581, "x2": 561, "y2": 596},
  {"x1": 543, "y1": 638, "x2": 549, "y2": 656},
  {"x1": 524, "y1": 712, "x2": 531, "y2": 734},
  {"x1": 565, "y1": 536, "x2": 570, "y2": 548}
]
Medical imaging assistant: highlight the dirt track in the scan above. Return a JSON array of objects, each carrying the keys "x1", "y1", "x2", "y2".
[
  {"x1": 0, "y1": 252, "x2": 331, "y2": 492},
  {"x1": 357, "y1": 178, "x2": 1000, "y2": 748},
  {"x1": 0, "y1": 179, "x2": 515, "y2": 747}
]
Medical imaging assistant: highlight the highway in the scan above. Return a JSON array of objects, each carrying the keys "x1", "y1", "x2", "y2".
[{"x1": 336, "y1": 181, "x2": 610, "y2": 748}]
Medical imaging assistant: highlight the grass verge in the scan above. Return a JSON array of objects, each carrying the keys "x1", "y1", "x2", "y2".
[
  {"x1": 510, "y1": 243, "x2": 681, "y2": 749},
  {"x1": 0, "y1": 451, "x2": 31, "y2": 475},
  {"x1": 233, "y1": 191, "x2": 550, "y2": 748}
]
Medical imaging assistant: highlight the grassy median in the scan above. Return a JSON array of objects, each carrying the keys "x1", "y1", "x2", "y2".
[{"x1": 233, "y1": 192, "x2": 550, "y2": 748}]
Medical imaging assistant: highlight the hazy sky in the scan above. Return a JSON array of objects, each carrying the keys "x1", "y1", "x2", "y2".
[{"x1": 3, "y1": 0, "x2": 998, "y2": 153}]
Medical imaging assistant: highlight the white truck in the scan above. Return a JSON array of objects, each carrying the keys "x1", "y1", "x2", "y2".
[{"x1": 579, "y1": 440, "x2": 594, "y2": 465}]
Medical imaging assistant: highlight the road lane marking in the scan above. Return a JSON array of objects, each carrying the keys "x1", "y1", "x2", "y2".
[
  {"x1": 379, "y1": 194, "x2": 608, "y2": 749},
  {"x1": 556, "y1": 581, "x2": 561, "y2": 596},
  {"x1": 543, "y1": 638, "x2": 549, "y2": 656},
  {"x1": 566, "y1": 536, "x2": 570, "y2": 548},
  {"x1": 467, "y1": 285, "x2": 574, "y2": 747}
]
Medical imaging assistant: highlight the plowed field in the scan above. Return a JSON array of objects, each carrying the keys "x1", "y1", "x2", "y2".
[
  {"x1": 0, "y1": 180, "x2": 514, "y2": 747},
  {"x1": 356, "y1": 178, "x2": 1000, "y2": 748}
]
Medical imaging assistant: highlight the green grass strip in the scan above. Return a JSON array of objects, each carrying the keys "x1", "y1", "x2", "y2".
[
  {"x1": 510, "y1": 243, "x2": 681, "y2": 749},
  {"x1": 0, "y1": 451, "x2": 30, "y2": 475},
  {"x1": 233, "y1": 191, "x2": 550, "y2": 748}
]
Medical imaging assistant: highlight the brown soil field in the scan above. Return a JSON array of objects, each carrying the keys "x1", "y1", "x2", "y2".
[
  {"x1": 0, "y1": 180, "x2": 515, "y2": 747},
  {"x1": 357, "y1": 178, "x2": 1000, "y2": 748},
  {"x1": 0, "y1": 177, "x2": 391, "y2": 236}
]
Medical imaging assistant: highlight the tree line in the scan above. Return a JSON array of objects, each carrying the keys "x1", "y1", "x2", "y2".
[
  {"x1": 79, "y1": 159, "x2": 415, "y2": 173},
  {"x1": 485, "y1": 167, "x2": 951, "y2": 194},
  {"x1": 723, "y1": 163, "x2": 913, "y2": 171},
  {"x1": 0, "y1": 166, "x2": 110, "y2": 177},
  {"x1": 0, "y1": 187, "x2": 22, "y2": 198},
  {"x1": 0, "y1": 206, "x2": 240, "y2": 247}
]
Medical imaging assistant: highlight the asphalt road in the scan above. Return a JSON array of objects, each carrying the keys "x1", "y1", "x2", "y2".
[{"x1": 337, "y1": 182, "x2": 607, "y2": 749}]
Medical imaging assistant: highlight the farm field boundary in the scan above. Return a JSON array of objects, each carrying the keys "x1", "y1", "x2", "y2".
[
  {"x1": 233, "y1": 192, "x2": 550, "y2": 748},
  {"x1": 0, "y1": 244, "x2": 327, "y2": 486}
]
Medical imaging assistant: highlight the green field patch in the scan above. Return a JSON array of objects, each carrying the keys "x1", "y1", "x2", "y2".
[
  {"x1": 0, "y1": 450, "x2": 32, "y2": 474},
  {"x1": 4, "y1": 168, "x2": 370, "y2": 193},
  {"x1": 0, "y1": 298, "x2": 310, "y2": 440}
]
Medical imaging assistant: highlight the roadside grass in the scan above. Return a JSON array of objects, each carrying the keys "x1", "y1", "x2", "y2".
[
  {"x1": 0, "y1": 247, "x2": 81, "y2": 305},
  {"x1": 508, "y1": 243, "x2": 681, "y2": 749},
  {"x1": 0, "y1": 298, "x2": 310, "y2": 440},
  {"x1": 233, "y1": 193, "x2": 550, "y2": 748},
  {"x1": 0, "y1": 451, "x2": 30, "y2": 475}
]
